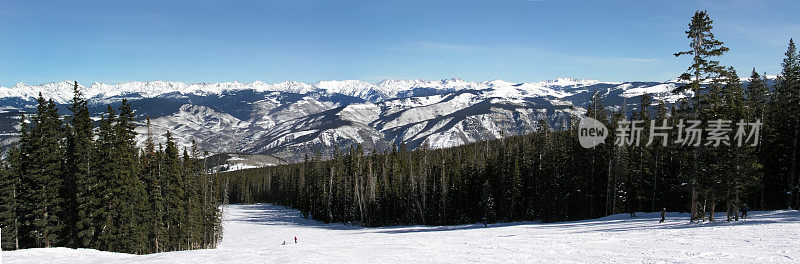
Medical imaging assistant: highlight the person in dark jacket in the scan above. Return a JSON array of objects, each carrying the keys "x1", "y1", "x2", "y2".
[
  {"x1": 659, "y1": 208, "x2": 666, "y2": 223},
  {"x1": 741, "y1": 204, "x2": 749, "y2": 219}
]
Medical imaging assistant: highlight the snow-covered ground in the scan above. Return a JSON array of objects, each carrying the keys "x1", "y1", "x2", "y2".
[{"x1": 4, "y1": 204, "x2": 800, "y2": 263}]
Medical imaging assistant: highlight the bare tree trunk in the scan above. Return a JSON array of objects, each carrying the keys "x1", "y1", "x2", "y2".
[
  {"x1": 734, "y1": 176, "x2": 740, "y2": 221},
  {"x1": 652, "y1": 150, "x2": 658, "y2": 212},
  {"x1": 726, "y1": 190, "x2": 731, "y2": 222},
  {"x1": 606, "y1": 157, "x2": 613, "y2": 216},
  {"x1": 691, "y1": 180, "x2": 699, "y2": 222},
  {"x1": 439, "y1": 158, "x2": 447, "y2": 225},
  {"x1": 355, "y1": 167, "x2": 364, "y2": 224},
  {"x1": 709, "y1": 191, "x2": 716, "y2": 222},
  {"x1": 788, "y1": 119, "x2": 799, "y2": 209},
  {"x1": 15, "y1": 218, "x2": 19, "y2": 250},
  {"x1": 13, "y1": 185, "x2": 19, "y2": 250},
  {"x1": 699, "y1": 192, "x2": 706, "y2": 222},
  {"x1": 327, "y1": 167, "x2": 334, "y2": 221},
  {"x1": 590, "y1": 154, "x2": 596, "y2": 217},
  {"x1": 639, "y1": 148, "x2": 644, "y2": 213},
  {"x1": 42, "y1": 206, "x2": 50, "y2": 248}
]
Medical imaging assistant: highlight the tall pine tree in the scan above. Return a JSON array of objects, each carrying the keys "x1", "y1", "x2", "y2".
[
  {"x1": 65, "y1": 81, "x2": 96, "y2": 248},
  {"x1": 18, "y1": 94, "x2": 64, "y2": 247},
  {"x1": 673, "y1": 10, "x2": 729, "y2": 221}
]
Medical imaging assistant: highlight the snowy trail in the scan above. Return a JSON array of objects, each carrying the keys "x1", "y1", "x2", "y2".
[{"x1": 4, "y1": 204, "x2": 800, "y2": 263}]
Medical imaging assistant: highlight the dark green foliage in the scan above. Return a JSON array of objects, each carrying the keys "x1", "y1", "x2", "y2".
[
  {"x1": 223, "y1": 124, "x2": 641, "y2": 225},
  {"x1": 108, "y1": 99, "x2": 148, "y2": 253},
  {"x1": 162, "y1": 131, "x2": 185, "y2": 251},
  {"x1": 0, "y1": 145, "x2": 21, "y2": 250},
  {"x1": 17, "y1": 94, "x2": 65, "y2": 248},
  {"x1": 140, "y1": 117, "x2": 167, "y2": 252},
  {"x1": 93, "y1": 106, "x2": 117, "y2": 250},
  {"x1": 1, "y1": 87, "x2": 221, "y2": 254},
  {"x1": 65, "y1": 81, "x2": 95, "y2": 248},
  {"x1": 763, "y1": 39, "x2": 800, "y2": 209}
]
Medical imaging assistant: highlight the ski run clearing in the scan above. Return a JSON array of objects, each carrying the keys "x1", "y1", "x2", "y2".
[{"x1": 3, "y1": 204, "x2": 799, "y2": 264}]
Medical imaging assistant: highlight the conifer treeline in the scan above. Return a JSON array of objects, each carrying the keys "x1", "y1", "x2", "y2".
[
  {"x1": 0, "y1": 82, "x2": 223, "y2": 253},
  {"x1": 221, "y1": 11, "x2": 800, "y2": 226}
]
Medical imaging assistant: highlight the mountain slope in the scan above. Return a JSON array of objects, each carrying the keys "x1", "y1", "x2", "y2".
[{"x1": 0, "y1": 77, "x2": 717, "y2": 163}]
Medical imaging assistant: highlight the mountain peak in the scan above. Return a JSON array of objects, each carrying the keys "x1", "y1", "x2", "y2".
[
  {"x1": 0, "y1": 77, "x2": 623, "y2": 104},
  {"x1": 539, "y1": 78, "x2": 601, "y2": 87}
]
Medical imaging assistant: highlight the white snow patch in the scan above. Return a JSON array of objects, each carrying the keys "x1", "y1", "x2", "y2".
[
  {"x1": 337, "y1": 104, "x2": 380, "y2": 124},
  {"x1": 382, "y1": 93, "x2": 477, "y2": 130},
  {"x1": 6, "y1": 205, "x2": 799, "y2": 263}
]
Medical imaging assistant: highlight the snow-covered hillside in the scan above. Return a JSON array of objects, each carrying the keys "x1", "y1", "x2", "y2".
[
  {"x1": 4, "y1": 204, "x2": 799, "y2": 263},
  {"x1": 3, "y1": 77, "x2": 771, "y2": 162}
]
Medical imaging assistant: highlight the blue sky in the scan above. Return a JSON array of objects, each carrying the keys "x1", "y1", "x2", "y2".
[{"x1": 0, "y1": 0, "x2": 797, "y2": 86}]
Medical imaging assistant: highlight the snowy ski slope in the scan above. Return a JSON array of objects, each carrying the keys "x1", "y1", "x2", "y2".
[{"x1": 4, "y1": 204, "x2": 799, "y2": 263}]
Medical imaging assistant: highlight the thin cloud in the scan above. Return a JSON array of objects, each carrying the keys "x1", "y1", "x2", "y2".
[
  {"x1": 398, "y1": 42, "x2": 487, "y2": 52},
  {"x1": 570, "y1": 56, "x2": 660, "y2": 64},
  {"x1": 723, "y1": 22, "x2": 799, "y2": 47}
]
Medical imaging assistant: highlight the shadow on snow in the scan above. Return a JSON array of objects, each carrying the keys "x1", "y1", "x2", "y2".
[
  {"x1": 535, "y1": 210, "x2": 800, "y2": 234},
  {"x1": 227, "y1": 203, "x2": 363, "y2": 231},
  {"x1": 226, "y1": 203, "x2": 800, "y2": 235}
]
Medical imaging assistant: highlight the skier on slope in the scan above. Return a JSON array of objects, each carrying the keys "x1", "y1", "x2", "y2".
[
  {"x1": 294, "y1": 237, "x2": 297, "y2": 243},
  {"x1": 740, "y1": 203, "x2": 749, "y2": 219},
  {"x1": 659, "y1": 208, "x2": 666, "y2": 223}
]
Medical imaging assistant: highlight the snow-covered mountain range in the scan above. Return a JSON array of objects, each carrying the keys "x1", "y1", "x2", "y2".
[{"x1": 0, "y1": 78, "x2": 701, "y2": 163}]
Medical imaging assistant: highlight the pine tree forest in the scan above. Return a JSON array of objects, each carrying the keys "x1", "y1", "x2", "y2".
[{"x1": 0, "y1": 82, "x2": 223, "y2": 253}]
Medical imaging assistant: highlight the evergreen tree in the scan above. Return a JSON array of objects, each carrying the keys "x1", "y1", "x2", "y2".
[
  {"x1": 141, "y1": 117, "x2": 166, "y2": 252},
  {"x1": 162, "y1": 131, "x2": 185, "y2": 251},
  {"x1": 770, "y1": 39, "x2": 800, "y2": 209},
  {"x1": 0, "y1": 146, "x2": 21, "y2": 250},
  {"x1": 673, "y1": 10, "x2": 730, "y2": 221},
  {"x1": 747, "y1": 69, "x2": 769, "y2": 121},
  {"x1": 113, "y1": 99, "x2": 148, "y2": 253},
  {"x1": 650, "y1": 100, "x2": 670, "y2": 211},
  {"x1": 10, "y1": 114, "x2": 29, "y2": 250},
  {"x1": 93, "y1": 106, "x2": 117, "y2": 250},
  {"x1": 18, "y1": 94, "x2": 64, "y2": 247},
  {"x1": 746, "y1": 69, "x2": 768, "y2": 208},
  {"x1": 584, "y1": 92, "x2": 610, "y2": 217},
  {"x1": 183, "y1": 144, "x2": 203, "y2": 249},
  {"x1": 65, "y1": 81, "x2": 96, "y2": 248}
]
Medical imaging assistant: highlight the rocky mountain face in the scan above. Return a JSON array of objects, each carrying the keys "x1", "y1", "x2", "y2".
[{"x1": 0, "y1": 78, "x2": 697, "y2": 163}]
